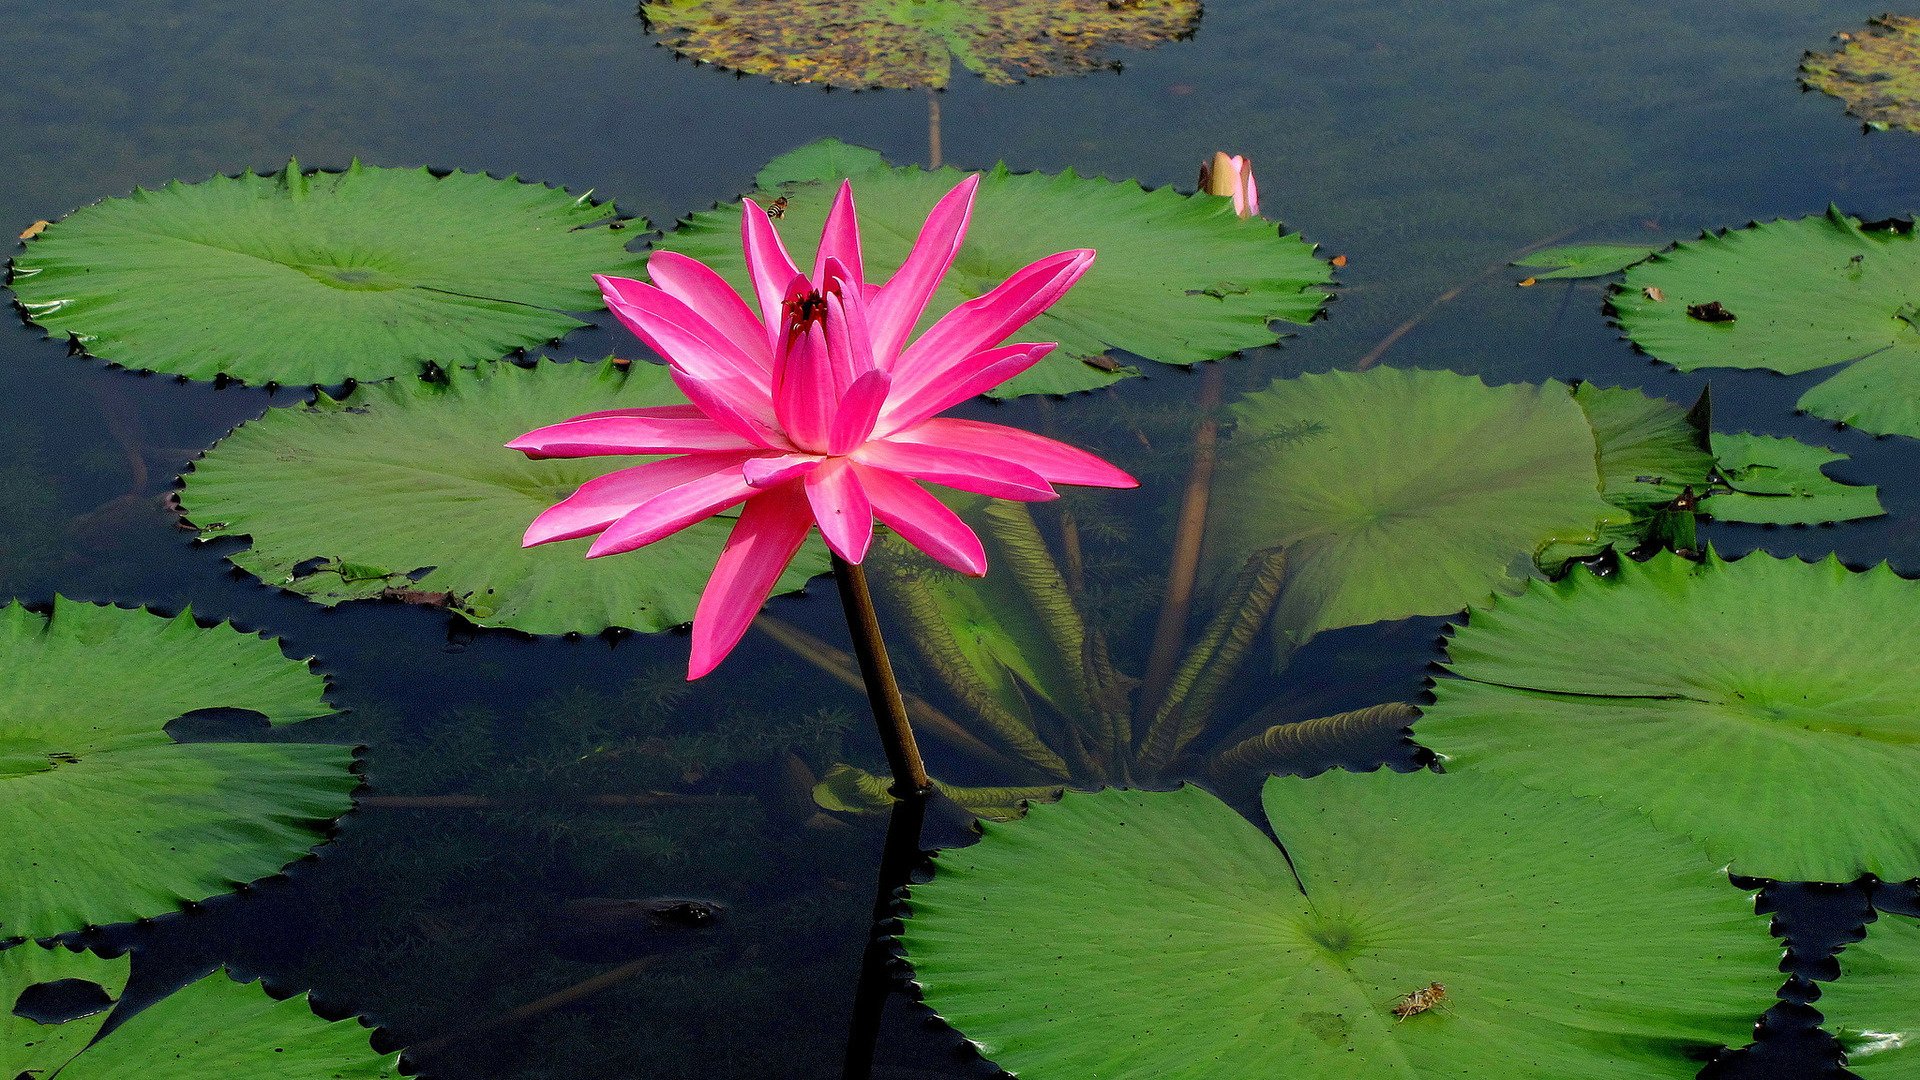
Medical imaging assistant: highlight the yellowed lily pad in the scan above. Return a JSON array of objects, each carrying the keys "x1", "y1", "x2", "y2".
[
  {"x1": 1802, "y1": 15, "x2": 1920, "y2": 132},
  {"x1": 639, "y1": 0, "x2": 1200, "y2": 89}
]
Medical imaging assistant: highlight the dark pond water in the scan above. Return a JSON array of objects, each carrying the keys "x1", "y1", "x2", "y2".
[{"x1": 8, "y1": 1, "x2": 1920, "y2": 1076}]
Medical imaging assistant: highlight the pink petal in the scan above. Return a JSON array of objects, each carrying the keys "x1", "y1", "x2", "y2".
[
  {"x1": 508, "y1": 413, "x2": 757, "y2": 458},
  {"x1": 563, "y1": 405, "x2": 705, "y2": 422},
  {"x1": 742, "y1": 199, "x2": 803, "y2": 351},
  {"x1": 853, "y1": 463, "x2": 986, "y2": 575},
  {"x1": 811, "y1": 181, "x2": 864, "y2": 287},
  {"x1": 827, "y1": 368, "x2": 891, "y2": 456},
  {"x1": 1238, "y1": 157, "x2": 1259, "y2": 218},
  {"x1": 586, "y1": 462, "x2": 761, "y2": 558},
  {"x1": 773, "y1": 321, "x2": 836, "y2": 452},
  {"x1": 822, "y1": 266, "x2": 877, "y2": 385},
  {"x1": 596, "y1": 276, "x2": 778, "y2": 436},
  {"x1": 884, "y1": 418, "x2": 1137, "y2": 489},
  {"x1": 669, "y1": 367, "x2": 785, "y2": 450},
  {"x1": 877, "y1": 343, "x2": 1053, "y2": 434},
  {"x1": 805, "y1": 458, "x2": 873, "y2": 563},
  {"x1": 830, "y1": 267, "x2": 880, "y2": 374},
  {"x1": 596, "y1": 275, "x2": 767, "y2": 390},
  {"x1": 647, "y1": 250, "x2": 773, "y2": 372},
  {"x1": 523, "y1": 451, "x2": 758, "y2": 546},
  {"x1": 869, "y1": 175, "x2": 979, "y2": 364},
  {"x1": 689, "y1": 482, "x2": 816, "y2": 679},
  {"x1": 743, "y1": 453, "x2": 823, "y2": 488},
  {"x1": 889, "y1": 248, "x2": 1093, "y2": 400},
  {"x1": 822, "y1": 291, "x2": 865, "y2": 400},
  {"x1": 851, "y1": 439, "x2": 1057, "y2": 502}
]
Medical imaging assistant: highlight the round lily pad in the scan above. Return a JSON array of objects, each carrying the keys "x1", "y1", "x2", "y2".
[
  {"x1": 657, "y1": 139, "x2": 1331, "y2": 398},
  {"x1": 903, "y1": 770, "x2": 1776, "y2": 1078},
  {"x1": 640, "y1": 0, "x2": 1200, "y2": 89},
  {"x1": 0, "y1": 597, "x2": 354, "y2": 941},
  {"x1": 179, "y1": 359, "x2": 829, "y2": 636},
  {"x1": 1802, "y1": 15, "x2": 1920, "y2": 133},
  {"x1": 1613, "y1": 208, "x2": 1920, "y2": 438},
  {"x1": 1420, "y1": 549, "x2": 1920, "y2": 883},
  {"x1": 1817, "y1": 913, "x2": 1920, "y2": 1078},
  {"x1": 1, "y1": 944, "x2": 399, "y2": 1078},
  {"x1": 1202, "y1": 367, "x2": 1627, "y2": 649},
  {"x1": 8, "y1": 160, "x2": 647, "y2": 385}
]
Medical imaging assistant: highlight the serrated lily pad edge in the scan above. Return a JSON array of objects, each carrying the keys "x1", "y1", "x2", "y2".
[{"x1": 7, "y1": 159, "x2": 650, "y2": 387}]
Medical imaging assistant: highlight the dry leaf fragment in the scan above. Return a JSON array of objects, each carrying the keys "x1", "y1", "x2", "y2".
[
  {"x1": 1330, "y1": 254, "x2": 1348, "y2": 268},
  {"x1": 1517, "y1": 276, "x2": 1537, "y2": 287},
  {"x1": 1686, "y1": 301, "x2": 1736, "y2": 323},
  {"x1": 1643, "y1": 286, "x2": 1665, "y2": 302},
  {"x1": 19, "y1": 220, "x2": 49, "y2": 240}
]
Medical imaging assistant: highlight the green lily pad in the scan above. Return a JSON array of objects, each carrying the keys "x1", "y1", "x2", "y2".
[
  {"x1": 1202, "y1": 367, "x2": 1628, "y2": 650},
  {"x1": 1, "y1": 944, "x2": 399, "y2": 1077},
  {"x1": 1702, "y1": 432, "x2": 1884, "y2": 525},
  {"x1": 656, "y1": 139, "x2": 1331, "y2": 398},
  {"x1": 639, "y1": 0, "x2": 1200, "y2": 89},
  {"x1": 0, "y1": 598, "x2": 353, "y2": 941},
  {"x1": 1614, "y1": 208, "x2": 1920, "y2": 437},
  {"x1": 1574, "y1": 382, "x2": 1715, "y2": 510},
  {"x1": 1534, "y1": 382, "x2": 1711, "y2": 571},
  {"x1": 179, "y1": 359, "x2": 829, "y2": 636},
  {"x1": 1818, "y1": 913, "x2": 1920, "y2": 1078},
  {"x1": 903, "y1": 770, "x2": 1776, "y2": 1079},
  {"x1": 1514, "y1": 242, "x2": 1662, "y2": 280},
  {"x1": 1802, "y1": 15, "x2": 1920, "y2": 133},
  {"x1": 1420, "y1": 549, "x2": 1920, "y2": 883},
  {"x1": 8, "y1": 160, "x2": 646, "y2": 385}
]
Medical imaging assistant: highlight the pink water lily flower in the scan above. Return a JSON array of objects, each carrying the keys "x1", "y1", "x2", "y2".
[{"x1": 511, "y1": 176, "x2": 1137, "y2": 678}]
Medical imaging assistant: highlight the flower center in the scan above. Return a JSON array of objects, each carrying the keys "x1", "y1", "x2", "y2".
[{"x1": 784, "y1": 287, "x2": 832, "y2": 337}]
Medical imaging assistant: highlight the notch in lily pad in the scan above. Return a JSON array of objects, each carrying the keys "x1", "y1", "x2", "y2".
[
  {"x1": 1, "y1": 944, "x2": 402, "y2": 1078},
  {"x1": 8, "y1": 160, "x2": 648, "y2": 386},
  {"x1": 0, "y1": 598, "x2": 357, "y2": 941}
]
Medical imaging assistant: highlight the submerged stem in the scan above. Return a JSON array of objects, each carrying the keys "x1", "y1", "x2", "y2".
[
  {"x1": 833, "y1": 556, "x2": 932, "y2": 797},
  {"x1": 1138, "y1": 362, "x2": 1225, "y2": 729}
]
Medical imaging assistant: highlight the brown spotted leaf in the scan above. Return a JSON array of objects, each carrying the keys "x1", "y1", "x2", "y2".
[
  {"x1": 1802, "y1": 15, "x2": 1920, "y2": 132},
  {"x1": 639, "y1": 0, "x2": 1200, "y2": 90}
]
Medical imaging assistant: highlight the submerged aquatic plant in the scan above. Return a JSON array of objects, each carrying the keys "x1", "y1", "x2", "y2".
[{"x1": 512, "y1": 174, "x2": 1134, "y2": 789}]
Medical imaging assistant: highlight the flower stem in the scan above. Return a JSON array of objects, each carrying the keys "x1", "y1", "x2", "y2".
[{"x1": 832, "y1": 555, "x2": 932, "y2": 797}]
